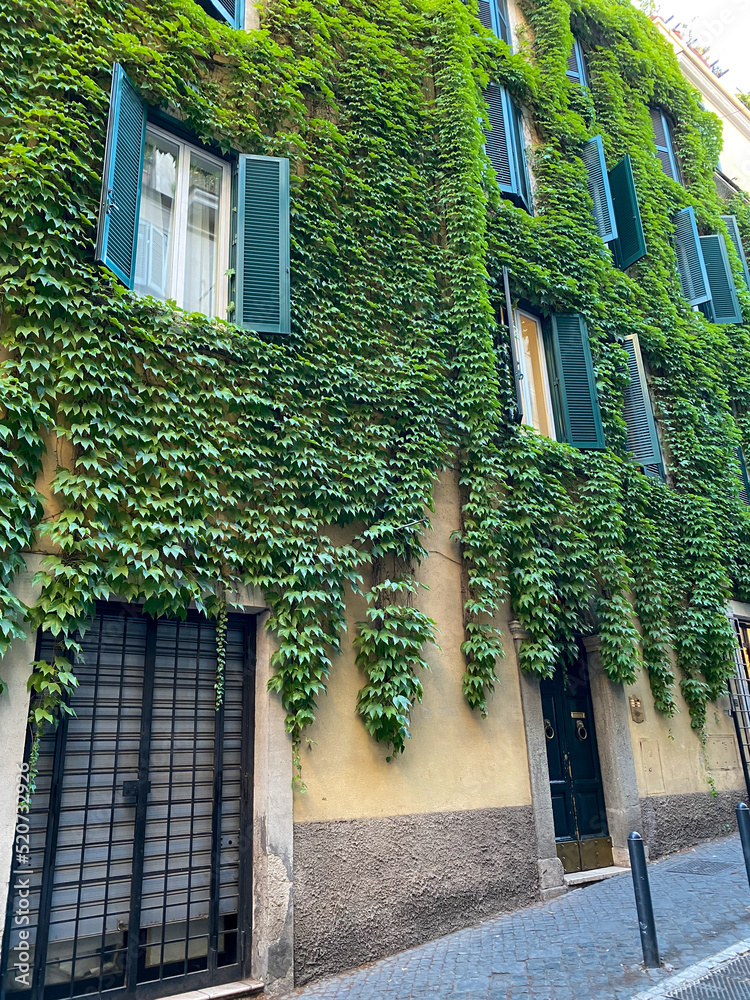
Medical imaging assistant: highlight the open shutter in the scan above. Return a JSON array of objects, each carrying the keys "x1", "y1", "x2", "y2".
[
  {"x1": 582, "y1": 136, "x2": 617, "y2": 244},
  {"x1": 566, "y1": 38, "x2": 587, "y2": 86},
  {"x1": 721, "y1": 214, "x2": 750, "y2": 290},
  {"x1": 202, "y1": 0, "x2": 243, "y2": 26},
  {"x1": 548, "y1": 313, "x2": 605, "y2": 449},
  {"x1": 649, "y1": 107, "x2": 680, "y2": 182},
  {"x1": 674, "y1": 207, "x2": 711, "y2": 306},
  {"x1": 510, "y1": 101, "x2": 531, "y2": 211},
  {"x1": 622, "y1": 334, "x2": 661, "y2": 469},
  {"x1": 609, "y1": 155, "x2": 647, "y2": 269},
  {"x1": 738, "y1": 447, "x2": 750, "y2": 505},
  {"x1": 95, "y1": 64, "x2": 147, "y2": 289},
  {"x1": 477, "y1": 0, "x2": 510, "y2": 44},
  {"x1": 235, "y1": 154, "x2": 290, "y2": 335},
  {"x1": 699, "y1": 234, "x2": 743, "y2": 324}
]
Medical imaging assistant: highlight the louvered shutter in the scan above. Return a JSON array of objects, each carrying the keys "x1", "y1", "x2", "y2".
[
  {"x1": 699, "y1": 234, "x2": 743, "y2": 324},
  {"x1": 202, "y1": 0, "x2": 243, "y2": 26},
  {"x1": 510, "y1": 100, "x2": 531, "y2": 211},
  {"x1": 484, "y1": 85, "x2": 514, "y2": 189},
  {"x1": 235, "y1": 154, "x2": 290, "y2": 335},
  {"x1": 738, "y1": 447, "x2": 750, "y2": 505},
  {"x1": 623, "y1": 334, "x2": 661, "y2": 469},
  {"x1": 582, "y1": 136, "x2": 617, "y2": 244},
  {"x1": 95, "y1": 64, "x2": 147, "y2": 288},
  {"x1": 673, "y1": 207, "x2": 711, "y2": 306},
  {"x1": 567, "y1": 38, "x2": 587, "y2": 86},
  {"x1": 548, "y1": 313, "x2": 605, "y2": 449},
  {"x1": 477, "y1": 0, "x2": 510, "y2": 44},
  {"x1": 649, "y1": 107, "x2": 680, "y2": 182},
  {"x1": 721, "y1": 214, "x2": 750, "y2": 289},
  {"x1": 609, "y1": 155, "x2": 647, "y2": 269}
]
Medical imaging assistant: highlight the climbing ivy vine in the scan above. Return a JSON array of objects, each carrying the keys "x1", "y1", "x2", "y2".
[{"x1": 2, "y1": 0, "x2": 750, "y2": 769}]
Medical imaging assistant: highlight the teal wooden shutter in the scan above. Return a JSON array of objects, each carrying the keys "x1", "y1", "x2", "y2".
[
  {"x1": 478, "y1": 0, "x2": 510, "y2": 44},
  {"x1": 202, "y1": 0, "x2": 244, "y2": 26},
  {"x1": 649, "y1": 107, "x2": 680, "y2": 182},
  {"x1": 510, "y1": 100, "x2": 531, "y2": 211},
  {"x1": 484, "y1": 85, "x2": 529, "y2": 210},
  {"x1": 582, "y1": 136, "x2": 617, "y2": 244},
  {"x1": 622, "y1": 334, "x2": 661, "y2": 468},
  {"x1": 95, "y1": 64, "x2": 147, "y2": 289},
  {"x1": 548, "y1": 313, "x2": 605, "y2": 449},
  {"x1": 235, "y1": 154, "x2": 290, "y2": 335},
  {"x1": 674, "y1": 207, "x2": 710, "y2": 306},
  {"x1": 566, "y1": 38, "x2": 587, "y2": 86},
  {"x1": 738, "y1": 447, "x2": 750, "y2": 505},
  {"x1": 609, "y1": 155, "x2": 647, "y2": 269},
  {"x1": 721, "y1": 214, "x2": 750, "y2": 289},
  {"x1": 699, "y1": 234, "x2": 742, "y2": 324}
]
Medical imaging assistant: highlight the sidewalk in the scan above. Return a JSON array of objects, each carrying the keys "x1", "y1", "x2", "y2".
[{"x1": 291, "y1": 834, "x2": 750, "y2": 1000}]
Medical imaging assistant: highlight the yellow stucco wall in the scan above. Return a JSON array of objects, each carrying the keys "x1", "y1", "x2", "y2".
[
  {"x1": 626, "y1": 665, "x2": 744, "y2": 799},
  {"x1": 293, "y1": 466, "x2": 534, "y2": 822}
]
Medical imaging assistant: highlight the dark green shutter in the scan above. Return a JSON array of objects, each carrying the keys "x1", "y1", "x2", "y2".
[
  {"x1": 721, "y1": 214, "x2": 750, "y2": 289},
  {"x1": 95, "y1": 64, "x2": 147, "y2": 289},
  {"x1": 649, "y1": 107, "x2": 680, "y2": 183},
  {"x1": 674, "y1": 207, "x2": 710, "y2": 306},
  {"x1": 548, "y1": 313, "x2": 605, "y2": 449},
  {"x1": 582, "y1": 136, "x2": 617, "y2": 244},
  {"x1": 203, "y1": 0, "x2": 243, "y2": 26},
  {"x1": 484, "y1": 85, "x2": 528, "y2": 209},
  {"x1": 699, "y1": 234, "x2": 742, "y2": 324},
  {"x1": 566, "y1": 38, "x2": 587, "y2": 86},
  {"x1": 738, "y1": 447, "x2": 750, "y2": 505},
  {"x1": 235, "y1": 154, "x2": 290, "y2": 335},
  {"x1": 623, "y1": 334, "x2": 661, "y2": 468},
  {"x1": 609, "y1": 155, "x2": 647, "y2": 269}
]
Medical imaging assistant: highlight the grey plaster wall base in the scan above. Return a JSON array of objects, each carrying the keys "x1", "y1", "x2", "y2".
[
  {"x1": 293, "y1": 805, "x2": 538, "y2": 986},
  {"x1": 640, "y1": 789, "x2": 744, "y2": 858}
]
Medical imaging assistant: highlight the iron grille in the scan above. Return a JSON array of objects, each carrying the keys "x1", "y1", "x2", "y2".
[{"x1": 0, "y1": 605, "x2": 254, "y2": 1000}]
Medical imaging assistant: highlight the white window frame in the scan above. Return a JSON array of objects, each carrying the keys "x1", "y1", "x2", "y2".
[
  {"x1": 514, "y1": 309, "x2": 556, "y2": 440},
  {"x1": 138, "y1": 124, "x2": 232, "y2": 318}
]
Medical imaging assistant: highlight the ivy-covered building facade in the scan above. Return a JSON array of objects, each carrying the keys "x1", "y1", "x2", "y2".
[{"x1": 3, "y1": 0, "x2": 750, "y2": 996}]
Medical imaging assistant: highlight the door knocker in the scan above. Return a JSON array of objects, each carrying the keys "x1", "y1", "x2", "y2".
[
  {"x1": 544, "y1": 718, "x2": 555, "y2": 740},
  {"x1": 575, "y1": 719, "x2": 588, "y2": 741}
]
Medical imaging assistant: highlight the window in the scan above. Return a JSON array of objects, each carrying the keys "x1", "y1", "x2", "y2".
[
  {"x1": 484, "y1": 85, "x2": 531, "y2": 211},
  {"x1": 566, "y1": 37, "x2": 587, "y2": 87},
  {"x1": 135, "y1": 127, "x2": 231, "y2": 317},
  {"x1": 649, "y1": 107, "x2": 681, "y2": 183},
  {"x1": 198, "y1": 0, "x2": 244, "y2": 28},
  {"x1": 96, "y1": 64, "x2": 290, "y2": 334},
  {"x1": 581, "y1": 139, "x2": 647, "y2": 269},
  {"x1": 514, "y1": 310, "x2": 556, "y2": 438},
  {"x1": 673, "y1": 207, "x2": 743, "y2": 323},
  {"x1": 622, "y1": 334, "x2": 663, "y2": 477},
  {"x1": 478, "y1": 0, "x2": 511, "y2": 46}
]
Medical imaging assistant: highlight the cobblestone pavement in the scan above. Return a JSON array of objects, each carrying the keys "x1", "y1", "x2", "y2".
[{"x1": 291, "y1": 834, "x2": 750, "y2": 1000}]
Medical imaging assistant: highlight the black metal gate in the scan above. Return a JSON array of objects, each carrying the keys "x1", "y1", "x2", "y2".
[
  {"x1": 1, "y1": 604, "x2": 255, "y2": 1000},
  {"x1": 729, "y1": 616, "x2": 750, "y2": 801}
]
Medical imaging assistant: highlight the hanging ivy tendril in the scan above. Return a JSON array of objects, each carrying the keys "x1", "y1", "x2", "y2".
[{"x1": 215, "y1": 604, "x2": 228, "y2": 710}]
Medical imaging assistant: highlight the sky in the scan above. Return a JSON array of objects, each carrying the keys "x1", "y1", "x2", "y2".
[{"x1": 647, "y1": 0, "x2": 750, "y2": 95}]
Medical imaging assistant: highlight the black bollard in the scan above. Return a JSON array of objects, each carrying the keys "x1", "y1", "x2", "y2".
[
  {"x1": 628, "y1": 831, "x2": 660, "y2": 968},
  {"x1": 737, "y1": 803, "x2": 750, "y2": 890}
]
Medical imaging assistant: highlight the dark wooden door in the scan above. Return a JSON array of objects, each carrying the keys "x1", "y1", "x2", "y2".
[{"x1": 540, "y1": 645, "x2": 612, "y2": 873}]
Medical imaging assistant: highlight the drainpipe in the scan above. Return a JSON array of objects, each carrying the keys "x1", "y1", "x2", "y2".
[{"x1": 509, "y1": 620, "x2": 567, "y2": 900}]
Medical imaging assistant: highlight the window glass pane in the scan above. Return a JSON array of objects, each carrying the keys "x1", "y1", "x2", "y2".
[
  {"x1": 135, "y1": 131, "x2": 179, "y2": 302},
  {"x1": 183, "y1": 153, "x2": 223, "y2": 317},
  {"x1": 518, "y1": 313, "x2": 554, "y2": 439}
]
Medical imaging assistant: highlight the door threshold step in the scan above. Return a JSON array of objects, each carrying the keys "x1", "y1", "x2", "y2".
[
  {"x1": 564, "y1": 865, "x2": 629, "y2": 888},
  {"x1": 159, "y1": 979, "x2": 264, "y2": 1000}
]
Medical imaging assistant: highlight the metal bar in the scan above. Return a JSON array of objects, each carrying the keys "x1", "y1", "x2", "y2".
[
  {"x1": 502, "y1": 265, "x2": 524, "y2": 424},
  {"x1": 31, "y1": 705, "x2": 71, "y2": 1000},
  {"x1": 628, "y1": 831, "x2": 660, "y2": 968},
  {"x1": 125, "y1": 615, "x2": 157, "y2": 994},
  {"x1": 209, "y1": 623, "x2": 226, "y2": 974},
  {"x1": 731, "y1": 683, "x2": 750, "y2": 801},
  {"x1": 239, "y1": 615, "x2": 257, "y2": 973}
]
